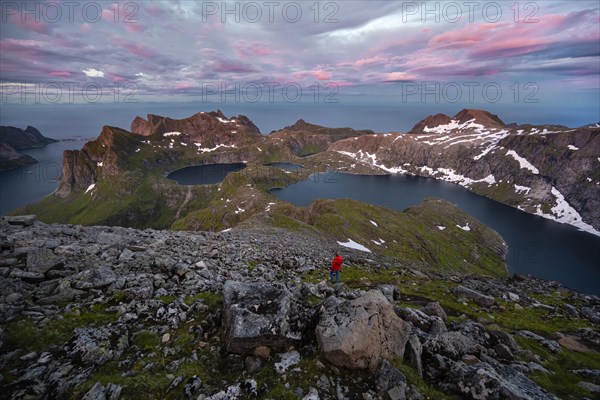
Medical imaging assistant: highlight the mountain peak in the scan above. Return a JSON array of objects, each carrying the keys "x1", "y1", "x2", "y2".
[
  {"x1": 409, "y1": 109, "x2": 505, "y2": 134},
  {"x1": 454, "y1": 109, "x2": 505, "y2": 127}
]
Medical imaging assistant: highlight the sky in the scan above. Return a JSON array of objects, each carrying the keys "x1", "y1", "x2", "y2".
[{"x1": 1, "y1": 0, "x2": 599, "y2": 129}]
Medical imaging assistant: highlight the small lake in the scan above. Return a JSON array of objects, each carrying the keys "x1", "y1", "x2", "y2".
[
  {"x1": 167, "y1": 163, "x2": 246, "y2": 185},
  {"x1": 271, "y1": 172, "x2": 600, "y2": 295},
  {"x1": 264, "y1": 162, "x2": 303, "y2": 171}
]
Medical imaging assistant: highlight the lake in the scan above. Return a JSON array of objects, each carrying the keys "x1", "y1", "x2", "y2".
[
  {"x1": 271, "y1": 172, "x2": 600, "y2": 295},
  {"x1": 167, "y1": 163, "x2": 247, "y2": 185}
]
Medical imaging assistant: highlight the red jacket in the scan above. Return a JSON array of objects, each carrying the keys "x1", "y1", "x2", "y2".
[{"x1": 331, "y1": 255, "x2": 343, "y2": 271}]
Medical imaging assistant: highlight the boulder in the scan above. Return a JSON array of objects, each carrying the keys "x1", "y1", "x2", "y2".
[
  {"x1": 26, "y1": 248, "x2": 63, "y2": 274},
  {"x1": 316, "y1": 290, "x2": 410, "y2": 371},
  {"x1": 63, "y1": 325, "x2": 129, "y2": 366},
  {"x1": 223, "y1": 280, "x2": 310, "y2": 354},
  {"x1": 454, "y1": 286, "x2": 495, "y2": 307},
  {"x1": 423, "y1": 332, "x2": 483, "y2": 360},
  {"x1": 72, "y1": 266, "x2": 117, "y2": 290},
  {"x1": 81, "y1": 381, "x2": 123, "y2": 400}
]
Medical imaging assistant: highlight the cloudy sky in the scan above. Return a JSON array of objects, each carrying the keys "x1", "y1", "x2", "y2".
[{"x1": 1, "y1": 0, "x2": 599, "y2": 127}]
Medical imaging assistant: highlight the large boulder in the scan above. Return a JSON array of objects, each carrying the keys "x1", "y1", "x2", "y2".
[
  {"x1": 223, "y1": 280, "x2": 310, "y2": 354},
  {"x1": 315, "y1": 290, "x2": 411, "y2": 372}
]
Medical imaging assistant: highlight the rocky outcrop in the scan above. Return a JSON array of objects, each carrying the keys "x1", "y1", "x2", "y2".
[
  {"x1": 330, "y1": 109, "x2": 600, "y2": 234},
  {"x1": 223, "y1": 280, "x2": 311, "y2": 354},
  {"x1": 315, "y1": 290, "x2": 410, "y2": 372},
  {"x1": 0, "y1": 126, "x2": 57, "y2": 150}
]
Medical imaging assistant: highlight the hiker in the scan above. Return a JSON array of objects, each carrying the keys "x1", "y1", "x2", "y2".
[{"x1": 330, "y1": 252, "x2": 343, "y2": 283}]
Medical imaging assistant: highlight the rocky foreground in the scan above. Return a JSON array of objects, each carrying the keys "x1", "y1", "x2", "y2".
[{"x1": 1, "y1": 216, "x2": 599, "y2": 400}]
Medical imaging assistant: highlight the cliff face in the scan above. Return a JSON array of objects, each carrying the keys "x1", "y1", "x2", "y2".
[{"x1": 330, "y1": 109, "x2": 600, "y2": 234}]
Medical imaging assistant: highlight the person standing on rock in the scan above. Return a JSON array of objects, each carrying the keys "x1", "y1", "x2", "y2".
[{"x1": 330, "y1": 252, "x2": 343, "y2": 283}]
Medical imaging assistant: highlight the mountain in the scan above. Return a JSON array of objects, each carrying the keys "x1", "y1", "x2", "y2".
[
  {"x1": 331, "y1": 109, "x2": 600, "y2": 235},
  {"x1": 16, "y1": 112, "x2": 372, "y2": 228},
  {"x1": 269, "y1": 119, "x2": 374, "y2": 156},
  {"x1": 0, "y1": 142, "x2": 37, "y2": 171},
  {"x1": 0, "y1": 126, "x2": 58, "y2": 171}
]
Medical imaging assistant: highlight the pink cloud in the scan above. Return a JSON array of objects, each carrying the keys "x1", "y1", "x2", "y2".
[
  {"x1": 126, "y1": 23, "x2": 143, "y2": 33},
  {"x1": 113, "y1": 38, "x2": 157, "y2": 58},
  {"x1": 50, "y1": 71, "x2": 73, "y2": 78},
  {"x1": 80, "y1": 23, "x2": 92, "y2": 33},
  {"x1": 235, "y1": 42, "x2": 272, "y2": 59},
  {"x1": 313, "y1": 70, "x2": 331, "y2": 80},
  {"x1": 9, "y1": 13, "x2": 49, "y2": 34},
  {"x1": 384, "y1": 72, "x2": 418, "y2": 81}
]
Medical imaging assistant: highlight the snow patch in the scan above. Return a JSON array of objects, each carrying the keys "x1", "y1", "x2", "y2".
[
  {"x1": 337, "y1": 239, "x2": 371, "y2": 253},
  {"x1": 567, "y1": 145, "x2": 579, "y2": 151},
  {"x1": 221, "y1": 228, "x2": 232, "y2": 233},
  {"x1": 505, "y1": 150, "x2": 539, "y2": 174},
  {"x1": 97, "y1": 162, "x2": 103, "y2": 167},
  {"x1": 514, "y1": 184, "x2": 531, "y2": 195},
  {"x1": 85, "y1": 183, "x2": 95, "y2": 194},
  {"x1": 456, "y1": 223, "x2": 471, "y2": 231},
  {"x1": 217, "y1": 117, "x2": 233, "y2": 124},
  {"x1": 163, "y1": 132, "x2": 181, "y2": 137},
  {"x1": 533, "y1": 187, "x2": 600, "y2": 236},
  {"x1": 198, "y1": 144, "x2": 237, "y2": 153},
  {"x1": 234, "y1": 206, "x2": 245, "y2": 214},
  {"x1": 437, "y1": 225, "x2": 446, "y2": 230},
  {"x1": 370, "y1": 220, "x2": 378, "y2": 227}
]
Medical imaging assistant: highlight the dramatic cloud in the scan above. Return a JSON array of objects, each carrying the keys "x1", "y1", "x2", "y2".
[{"x1": 0, "y1": 0, "x2": 598, "y2": 102}]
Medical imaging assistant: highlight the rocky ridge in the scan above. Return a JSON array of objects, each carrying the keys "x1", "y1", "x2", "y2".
[
  {"x1": 1, "y1": 216, "x2": 599, "y2": 399},
  {"x1": 330, "y1": 109, "x2": 600, "y2": 235}
]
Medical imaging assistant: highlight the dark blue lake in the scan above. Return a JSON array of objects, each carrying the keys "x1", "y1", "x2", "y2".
[
  {"x1": 271, "y1": 172, "x2": 600, "y2": 295},
  {"x1": 167, "y1": 163, "x2": 247, "y2": 185}
]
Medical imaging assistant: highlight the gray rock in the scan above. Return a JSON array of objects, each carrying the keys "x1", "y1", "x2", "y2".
[
  {"x1": 493, "y1": 343, "x2": 514, "y2": 361},
  {"x1": 72, "y1": 266, "x2": 117, "y2": 290},
  {"x1": 377, "y1": 359, "x2": 406, "y2": 392},
  {"x1": 404, "y1": 335, "x2": 423, "y2": 377},
  {"x1": 316, "y1": 290, "x2": 410, "y2": 372},
  {"x1": 421, "y1": 302, "x2": 447, "y2": 320},
  {"x1": 5, "y1": 292, "x2": 24, "y2": 304},
  {"x1": 64, "y1": 325, "x2": 129, "y2": 366},
  {"x1": 4, "y1": 215, "x2": 36, "y2": 226},
  {"x1": 81, "y1": 381, "x2": 122, "y2": 400},
  {"x1": 577, "y1": 381, "x2": 600, "y2": 394},
  {"x1": 424, "y1": 332, "x2": 483, "y2": 360},
  {"x1": 184, "y1": 375, "x2": 202, "y2": 398},
  {"x1": 454, "y1": 363, "x2": 556, "y2": 399},
  {"x1": 454, "y1": 286, "x2": 495, "y2": 307},
  {"x1": 26, "y1": 248, "x2": 63, "y2": 274},
  {"x1": 223, "y1": 280, "x2": 310, "y2": 354},
  {"x1": 377, "y1": 284, "x2": 399, "y2": 302}
]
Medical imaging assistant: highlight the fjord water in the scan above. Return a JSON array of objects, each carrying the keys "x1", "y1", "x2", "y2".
[
  {"x1": 0, "y1": 140, "x2": 85, "y2": 215},
  {"x1": 271, "y1": 172, "x2": 600, "y2": 295}
]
